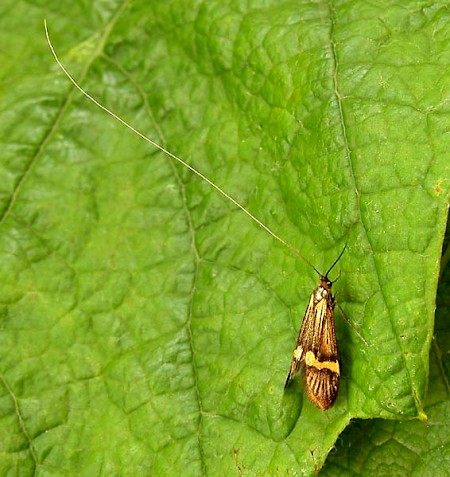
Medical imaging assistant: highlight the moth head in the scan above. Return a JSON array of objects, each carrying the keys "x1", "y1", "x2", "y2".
[{"x1": 318, "y1": 275, "x2": 333, "y2": 289}]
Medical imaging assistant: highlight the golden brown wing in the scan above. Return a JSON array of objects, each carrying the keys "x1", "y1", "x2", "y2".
[
  {"x1": 284, "y1": 284, "x2": 340, "y2": 410},
  {"x1": 303, "y1": 296, "x2": 339, "y2": 410},
  {"x1": 284, "y1": 292, "x2": 317, "y2": 388}
]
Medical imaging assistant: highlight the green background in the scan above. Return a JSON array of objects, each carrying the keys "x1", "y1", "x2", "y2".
[{"x1": 0, "y1": 1, "x2": 449, "y2": 475}]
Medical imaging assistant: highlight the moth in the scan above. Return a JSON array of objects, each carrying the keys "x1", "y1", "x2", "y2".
[
  {"x1": 45, "y1": 22, "x2": 360, "y2": 412},
  {"x1": 284, "y1": 247, "x2": 345, "y2": 410}
]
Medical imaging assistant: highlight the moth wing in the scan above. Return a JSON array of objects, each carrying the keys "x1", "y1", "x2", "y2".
[
  {"x1": 303, "y1": 299, "x2": 340, "y2": 410},
  {"x1": 284, "y1": 293, "x2": 316, "y2": 388},
  {"x1": 318, "y1": 298, "x2": 338, "y2": 358}
]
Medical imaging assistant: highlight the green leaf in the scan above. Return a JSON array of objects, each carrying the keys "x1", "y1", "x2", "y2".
[
  {"x1": 322, "y1": 226, "x2": 450, "y2": 477},
  {"x1": 0, "y1": 1, "x2": 449, "y2": 476}
]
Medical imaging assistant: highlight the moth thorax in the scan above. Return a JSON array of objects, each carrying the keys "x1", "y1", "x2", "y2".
[{"x1": 314, "y1": 286, "x2": 329, "y2": 301}]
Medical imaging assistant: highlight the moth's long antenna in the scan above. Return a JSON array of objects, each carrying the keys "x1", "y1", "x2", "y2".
[
  {"x1": 44, "y1": 20, "x2": 321, "y2": 274},
  {"x1": 325, "y1": 243, "x2": 347, "y2": 278}
]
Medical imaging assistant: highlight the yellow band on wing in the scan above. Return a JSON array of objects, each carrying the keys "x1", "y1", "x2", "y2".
[
  {"x1": 293, "y1": 346, "x2": 303, "y2": 360},
  {"x1": 305, "y1": 350, "x2": 340, "y2": 374}
]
